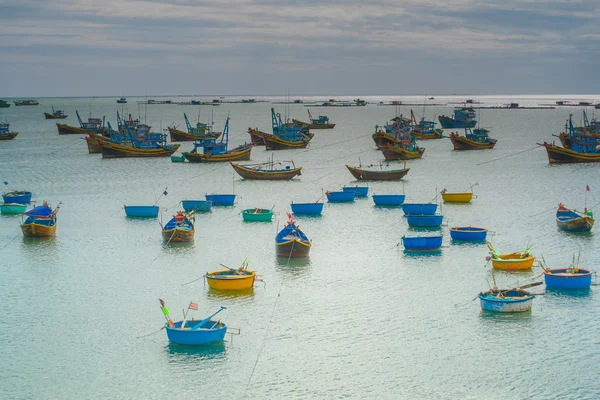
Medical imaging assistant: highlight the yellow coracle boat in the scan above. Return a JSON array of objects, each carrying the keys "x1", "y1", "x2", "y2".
[
  {"x1": 205, "y1": 261, "x2": 256, "y2": 290},
  {"x1": 487, "y1": 243, "x2": 534, "y2": 271},
  {"x1": 441, "y1": 192, "x2": 473, "y2": 203}
]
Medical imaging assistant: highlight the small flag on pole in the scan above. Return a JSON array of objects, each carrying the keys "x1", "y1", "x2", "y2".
[
  {"x1": 189, "y1": 301, "x2": 198, "y2": 310},
  {"x1": 159, "y1": 298, "x2": 166, "y2": 307},
  {"x1": 163, "y1": 187, "x2": 168, "y2": 196},
  {"x1": 586, "y1": 185, "x2": 591, "y2": 191}
]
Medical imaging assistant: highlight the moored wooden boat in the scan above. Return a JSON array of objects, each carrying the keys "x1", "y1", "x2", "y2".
[
  {"x1": 242, "y1": 208, "x2": 273, "y2": 222},
  {"x1": 0, "y1": 123, "x2": 18, "y2": 140},
  {"x1": 345, "y1": 164, "x2": 409, "y2": 181},
  {"x1": 181, "y1": 200, "x2": 212, "y2": 212},
  {"x1": 248, "y1": 128, "x2": 266, "y2": 145},
  {"x1": 230, "y1": 160, "x2": 302, "y2": 180},
  {"x1": 406, "y1": 214, "x2": 443, "y2": 227},
  {"x1": 14, "y1": 100, "x2": 39, "y2": 106},
  {"x1": 44, "y1": 106, "x2": 67, "y2": 119},
  {"x1": 161, "y1": 211, "x2": 195, "y2": 242},
  {"x1": 185, "y1": 144, "x2": 251, "y2": 162},
  {"x1": 205, "y1": 194, "x2": 235, "y2": 206},
  {"x1": 57, "y1": 111, "x2": 108, "y2": 135},
  {"x1": 263, "y1": 108, "x2": 314, "y2": 150},
  {"x1": 450, "y1": 129, "x2": 497, "y2": 150},
  {"x1": 206, "y1": 260, "x2": 256, "y2": 290},
  {"x1": 556, "y1": 203, "x2": 594, "y2": 232},
  {"x1": 262, "y1": 132, "x2": 313, "y2": 150},
  {"x1": 292, "y1": 110, "x2": 335, "y2": 129},
  {"x1": 402, "y1": 203, "x2": 437, "y2": 215},
  {"x1": 540, "y1": 142, "x2": 600, "y2": 164},
  {"x1": 276, "y1": 215, "x2": 312, "y2": 258},
  {"x1": 20, "y1": 202, "x2": 59, "y2": 237},
  {"x1": 379, "y1": 142, "x2": 425, "y2": 160},
  {"x1": 98, "y1": 140, "x2": 180, "y2": 158},
  {"x1": 168, "y1": 113, "x2": 222, "y2": 141},
  {"x1": 124, "y1": 205, "x2": 159, "y2": 218},
  {"x1": 342, "y1": 186, "x2": 368, "y2": 197},
  {"x1": 326, "y1": 191, "x2": 355, "y2": 202},
  {"x1": 372, "y1": 194, "x2": 405, "y2": 207}
]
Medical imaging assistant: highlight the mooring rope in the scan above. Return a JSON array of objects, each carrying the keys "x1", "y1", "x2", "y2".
[{"x1": 476, "y1": 145, "x2": 542, "y2": 166}]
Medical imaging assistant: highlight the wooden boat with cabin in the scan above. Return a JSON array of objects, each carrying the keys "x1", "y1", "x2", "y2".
[
  {"x1": 57, "y1": 111, "x2": 108, "y2": 135},
  {"x1": 248, "y1": 128, "x2": 266, "y2": 145},
  {"x1": 44, "y1": 106, "x2": 68, "y2": 119},
  {"x1": 20, "y1": 202, "x2": 59, "y2": 237},
  {"x1": 379, "y1": 142, "x2": 425, "y2": 160},
  {"x1": 184, "y1": 118, "x2": 253, "y2": 162},
  {"x1": 450, "y1": 128, "x2": 497, "y2": 150},
  {"x1": 168, "y1": 113, "x2": 222, "y2": 141},
  {"x1": 98, "y1": 139, "x2": 180, "y2": 158},
  {"x1": 262, "y1": 108, "x2": 314, "y2": 150},
  {"x1": 230, "y1": 159, "x2": 302, "y2": 180},
  {"x1": 292, "y1": 110, "x2": 335, "y2": 129},
  {"x1": 539, "y1": 142, "x2": 600, "y2": 164},
  {"x1": 345, "y1": 164, "x2": 409, "y2": 181},
  {"x1": 262, "y1": 132, "x2": 313, "y2": 150},
  {"x1": 0, "y1": 123, "x2": 18, "y2": 140},
  {"x1": 161, "y1": 211, "x2": 195, "y2": 242}
]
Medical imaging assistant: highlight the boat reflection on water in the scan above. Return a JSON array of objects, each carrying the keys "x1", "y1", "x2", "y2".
[
  {"x1": 275, "y1": 256, "x2": 312, "y2": 278},
  {"x1": 544, "y1": 287, "x2": 592, "y2": 300},
  {"x1": 207, "y1": 287, "x2": 255, "y2": 300},
  {"x1": 21, "y1": 235, "x2": 57, "y2": 248},
  {"x1": 402, "y1": 249, "x2": 442, "y2": 257},
  {"x1": 479, "y1": 310, "x2": 533, "y2": 323},
  {"x1": 165, "y1": 341, "x2": 226, "y2": 365}
]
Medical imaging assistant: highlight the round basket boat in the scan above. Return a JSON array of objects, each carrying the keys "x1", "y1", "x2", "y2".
[
  {"x1": 491, "y1": 253, "x2": 534, "y2": 271},
  {"x1": 205, "y1": 269, "x2": 256, "y2": 290},
  {"x1": 242, "y1": 208, "x2": 273, "y2": 222},
  {"x1": 165, "y1": 320, "x2": 227, "y2": 345},
  {"x1": 450, "y1": 226, "x2": 487, "y2": 241},
  {"x1": 544, "y1": 268, "x2": 593, "y2": 289}
]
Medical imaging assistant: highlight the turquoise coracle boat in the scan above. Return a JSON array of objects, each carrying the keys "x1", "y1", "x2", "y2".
[
  {"x1": 242, "y1": 208, "x2": 273, "y2": 222},
  {"x1": 0, "y1": 203, "x2": 27, "y2": 215}
]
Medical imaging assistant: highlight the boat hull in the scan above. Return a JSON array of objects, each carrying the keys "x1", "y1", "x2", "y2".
[
  {"x1": 326, "y1": 191, "x2": 355, "y2": 202},
  {"x1": 0, "y1": 131, "x2": 19, "y2": 140},
  {"x1": 205, "y1": 194, "x2": 235, "y2": 206},
  {"x1": 0, "y1": 203, "x2": 27, "y2": 214},
  {"x1": 544, "y1": 268, "x2": 593, "y2": 289},
  {"x1": 263, "y1": 133, "x2": 312, "y2": 150},
  {"x1": 184, "y1": 146, "x2": 251, "y2": 162},
  {"x1": 410, "y1": 130, "x2": 443, "y2": 140},
  {"x1": 478, "y1": 292, "x2": 533, "y2": 312},
  {"x1": 56, "y1": 123, "x2": 107, "y2": 135},
  {"x1": 182, "y1": 200, "x2": 212, "y2": 212},
  {"x1": 291, "y1": 119, "x2": 335, "y2": 129},
  {"x1": 206, "y1": 270, "x2": 256, "y2": 290},
  {"x1": 165, "y1": 321, "x2": 227, "y2": 345},
  {"x1": 372, "y1": 194, "x2": 405, "y2": 206},
  {"x1": 85, "y1": 135, "x2": 102, "y2": 153},
  {"x1": 372, "y1": 132, "x2": 399, "y2": 147},
  {"x1": 3, "y1": 192, "x2": 32, "y2": 204},
  {"x1": 346, "y1": 165, "x2": 410, "y2": 181},
  {"x1": 162, "y1": 227, "x2": 195, "y2": 242},
  {"x1": 290, "y1": 202, "x2": 324, "y2": 215},
  {"x1": 230, "y1": 162, "x2": 302, "y2": 180},
  {"x1": 450, "y1": 134, "x2": 497, "y2": 150},
  {"x1": 248, "y1": 129, "x2": 266, "y2": 145},
  {"x1": 379, "y1": 144, "x2": 425, "y2": 160},
  {"x1": 439, "y1": 116, "x2": 476, "y2": 129},
  {"x1": 21, "y1": 222, "x2": 57, "y2": 237},
  {"x1": 442, "y1": 192, "x2": 473, "y2": 203},
  {"x1": 541, "y1": 142, "x2": 600, "y2": 164},
  {"x1": 556, "y1": 216, "x2": 594, "y2": 232},
  {"x1": 124, "y1": 205, "x2": 159, "y2": 218},
  {"x1": 276, "y1": 239, "x2": 312, "y2": 258},
  {"x1": 402, "y1": 203, "x2": 438, "y2": 215},
  {"x1": 98, "y1": 141, "x2": 180, "y2": 158},
  {"x1": 449, "y1": 227, "x2": 488, "y2": 241},
  {"x1": 242, "y1": 209, "x2": 273, "y2": 222},
  {"x1": 44, "y1": 113, "x2": 68, "y2": 119},
  {"x1": 402, "y1": 235, "x2": 443, "y2": 251},
  {"x1": 491, "y1": 254, "x2": 534, "y2": 271},
  {"x1": 167, "y1": 127, "x2": 221, "y2": 142}
]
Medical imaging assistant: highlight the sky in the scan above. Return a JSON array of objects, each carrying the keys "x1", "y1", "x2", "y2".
[{"x1": 0, "y1": 0, "x2": 599, "y2": 97}]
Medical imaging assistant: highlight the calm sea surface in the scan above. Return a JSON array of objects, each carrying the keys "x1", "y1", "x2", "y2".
[{"x1": 1, "y1": 95, "x2": 599, "y2": 399}]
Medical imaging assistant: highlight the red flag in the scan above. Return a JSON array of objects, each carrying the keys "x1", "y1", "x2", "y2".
[
  {"x1": 189, "y1": 302, "x2": 198, "y2": 310},
  {"x1": 586, "y1": 185, "x2": 590, "y2": 191}
]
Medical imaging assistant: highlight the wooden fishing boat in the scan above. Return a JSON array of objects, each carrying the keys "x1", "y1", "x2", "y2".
[
  {"x1": 449, "y1": 227, "x2": 488, "y2": 241},
  {"x1": 248, "y1": 128, "x2": 266, "y2": 145},
  {"x1": 230, "y1": 160, "x2": 301, "y2": 180},
  {"x1": 14, "y1": 100, "x2": 39, "y2": 106},
  {"x1": 0, "y1": 100, "x2": 10, "y2": 108},
  {"x1": 206, "y1": 260, "x2": 256, "y2": 290},
  {"x1": 161, "y1": 211, "x2": 195, "y2": 242},
  {"x1": 438, "y1": 107, "x2": 477, "y2": 129},
  {"x1": 0, "y1": 203, "x2": 27, "y2": 215},
  {"x1": 450, "y1": 129, "x2": 497, "y2": 150},
  {"x1": 556, "y1": 203, "x2": 594, "y2": 232},
  {"x1": 379, "y1": 142, "x2": 425, "y2": 160},
  {"x1": 539, "y1": 142, "x2": 600, "y2": 164},
  {"x1": 345, "y1": 164, "x2": 410, "y2": 181},
  {"x1": 402, "y1": 235, "x2": 443, "y2": 251},
  {"x1": 117, "y1": 97, "x2": 127, "y2": 104},
  {"x1": 441, "y1": 190, "x2": 473, "y2": 203},
  {"x1": 98, "y1": 140, "x2": 180, "y2": 158},
  {"x1": 262, "y1": 108, "x2": 314, "y2": 150},
  {"x1": 242, "y1": 208, "x2": 273, "y2": 222},
  {"x1": 372, "y1": 117, "x2": 412, "y2": 147},
  {"x1": 276, "y1": 214, "x2": 312, "y2": 258},
  {"x1": 262, "y1": 132, "x2": 313, "y2": 150},
  {"x1": 3, "y1": 190, "x2": 32, "y2": 204},
  {"x1": 84, "y1": 132, "x2": 109, "y2": 153},
  {"x1": 543, "y1": 267, "x2": 593, "y2": 289},
  {"x1": 168, "y1": 113, "x2": 222, "y2": 141},
  {"x1": 372, "y1": 130, "x2": 399, "y2": 147},
  {"x1": 478, "y1": 288, "x2": 534, "y2": 312},
  {"x1": 292, "y1": 110, "x2": 335, "y2": 129},
  {"x1": 184, "y1": 118, "x2": 252, "y2": 162},
  {"x1": 161, "y1": 303, "x2": 227, "y2": 345},
  {"x1": 0, "y1": 123, "x2": 18, "y2": 140},
  {"x1": 56, "y1": 111, "x2": 107, "y2": 135},
  {"x1": 409, "y1": 110, "x2": 443, "y2": 140},
  {"x1": 44, "y1": 106, "x2": 67, "y2": 119},
  {"x1": 21, "y1": 202, "x2": 59, "y2": 237},
  {"x1": 487, "y1": 244, "x2": 534, "y2": 271}
]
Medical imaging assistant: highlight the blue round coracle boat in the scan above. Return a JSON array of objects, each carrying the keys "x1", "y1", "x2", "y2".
[
  {"x1": 2, "y1": 190, "x2": 32, "y2": 204},
  {"x1": 402, "y1": 235, "x2": 443, "y2": 251},
  {"x1": 291, "y1": 202, "x2": 324, "y2": 215},
  {"x1": 326, "y1": 191, "x2": 355, "y2": 202},
  {"x1": 342, "y1": 186, "x2": 369, "y2": 197},
  {"x1": 406, "y1": 214, "x2": 443, "y2": 227},
  {"x1": 478, "y1": 290, "x2": 534, "y2": 312},
  {"x1": 544, "y1": 268, "x2": 593, "y2": 289},
  {"x1": 402, "y1": 203, "x2": 437, "y2": 215},
  {"x1": 373, "y1": 194, "x2": 405, "y2": 206},
  {"x1": 449, "y1": 226, "x2": 488, "y2": 241},
  {"x1": 182, "y1": 200, "x2": 213, "y2": 212},
  {"x1": 205, "y1": 194, "x2": 236, "y2": 206},
  {"x1": 124, "y1": 205, "x2": 159, "y2": 218},
  {"x1": 165, "y1": 319, "x2": 227, "y2": 345}
]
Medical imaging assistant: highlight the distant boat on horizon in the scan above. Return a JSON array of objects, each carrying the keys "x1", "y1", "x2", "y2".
[{"x1": 117, "y1": 97, "x2": 127, "y2": 104}]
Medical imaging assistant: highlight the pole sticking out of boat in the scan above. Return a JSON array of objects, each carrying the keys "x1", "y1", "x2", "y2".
[{"x1": 190, "y1": 306, "x2": 226, "y2": 331}]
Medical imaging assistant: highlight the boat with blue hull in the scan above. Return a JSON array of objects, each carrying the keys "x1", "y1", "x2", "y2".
[
  {"x1": 409, "y1": 110, "x2": 443, "y2": 140},
  {"x1": 406, "y1": 214, "x2": 443, "y2": 228},
  {"x1": 276, "y1": 215, "x2": 312, "y2": 258},
  {"x1": 402, "y1": 235, "x2": 443, "y2": 251},
  {"x1": 182, "y1": 200, "x2": 212, "y2": 212},
  {"x1": 205, "y1": 194, "x2": 236, "y2": 206},
  {"x1": 124, "y1": 205, "x2": 159, "y2": 218},
  {"x1": 326, "y1": 191, "x2": 355, "y2": 202},
  {"x1": 160, "y1": 302, "x2": 228, "y2": 345},
  {"x1": 556, "y1": 203, "x2": 594, "y2": 232},
  {"x1": 478, "y1": 288, "x2": 535, "y2": 313},
  {"x1": 161, "y1": 211, "x2": 195, "y2": 242},
  {"x1": 98, "y1": 123, "x2": 180, "y2": 158},
  {"x1": 0, "y1": 123, "x2": 18, "y2": 140},
  {"x1": 262, "y1": 108, "x2": 314, "y2": 150},
  {"x1": 3, "y1": 190, "x2": 32, "y2": 204},
  {"x1": 342, "y1": 186, "x2": 369, "y2": 197},
  {"x1": 544, "y1": 268, "x2": 593, "y2": 289},
  {"x1": 449, "y1": 227, "x2": 487, "y2": 241},
  {"x1": 402, "y1": 203, "x2": 437, "y2": 215},
  {"x1": 372, "y1": 194, "x2": 405, "y2": 206},
  {"x1": 438, "y1": 107, "x2": 477, "y2": 129},
  {"x1": 540, "y1": 115, "x2": 600, "y2": 164},
  {"x1": 291, "y1": 202, "x2": 324, "y2": 215},
  {"x1": 21, "y1": 202, "x2": 59, "y2": 237}
]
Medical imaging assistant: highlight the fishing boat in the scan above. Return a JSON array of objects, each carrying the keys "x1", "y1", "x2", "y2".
[
  {"x1": 326, "y1": 191, "x2": 355, "y2": 202},
  {"x1": 406, "y1": 214, "x2": 443, "y2": 228},
  {"x1": 379, "y1": 142, "x2": 425, "y2": 160},
  {"x1": 409, "y1": 110, "x2": 443, "y2": 140},
  {"x1": 292, "y1": 110, "x2": 335, "y2": 129},
  {"x1": 0, "y1": 203, "x2": 27, "y2": 215},
  {"x1": 487, "y1": 243, "x2": 534, "y2": 271},
  {"x1": 0, "y1": 123, "x2": 18, "y2": 140},
  {"x1": 56, "y1": 111, "x2": 108, "y2": 135},
  {"x1": 205, "y1": 260, "x2": 256, "y2": 290},
  {"x1": 543, "y1": 263, "x2": 593, "y2": 290},
  {"x1": 372, "y1": 117, "x2": 412, "y2": 147},
  {"x1": 181, "y1": 200, "x2": 212, "y2": 212},
  {"x1": 230, "y1": 160, "x2": 302, "y2": 180},
  {"x1": 20, "y1": 202, "x2": 59, "y2": 237},
  {"x1": 449, "y1": 128, "x2": 497, "y2": 150},
  {"x1": 402, "y1": 235, "x2": 443, "y2": 251},
  {"x1": 290, "y1": 202, "x2": 324, "y2": 215},
  {"x1": 13, "y1": 100, "x2": 39, "y2": 106},
  {"x1": 44, "y1": 106, "x2": 68, "y2": 119},
  {"x1": 168, "y1": 113, "x2": 222, "y2": 141},
  {"x1": 478, "y1": 288, "x2": 535, "y2": 312},
  {"x1": 242, "y1": 208, "x2": 273, "y2": 222},
  {"x1": 205, "y1": 194, "x2": 235, "y2": 206},
  {"x1": 438, "y1": 107, "x2": 477, "y2": 129},
  {"x1": 556, "y1": 203, "x2": 594, "y2": 232},
  {"x1": 184, "y1": 118, "x2": 252, "y2": 162},
  {"x1": 98, "y1": 124, "x2": 180, "y2": 158},
  {"x1": 539, "y1": 116, "x2": 600, "y2": 163},
  {"x1": 161, "y1": 211, "x2": 195, "y2": 242},
  {"x1": 3, "y1": 190, "x2": 32, "y2": 204},
  {"x1": 275, "y1": 214, "x2": 312, "y2": 258},
  {"x1": 262, "y1": 108, "x2": 314, "y2": 150},
  {"x1": 342, "y1": 186, "x2": 368, "y2": 197},
  {"x1": 440, "y1": 186, "x2": 476, "y2": 203},
  {"x1": 117, "y1": 97, "x2": 127, "y2": 104},
  {"x1": 449, "y1": 227, "x2": 488, "y2": 241},
  {"x1": 402, "y1": 203, "x2": 437, "y2": 215},
  {"x1": 372, "y1": 194, "x2": 405, "y2": 206},
  {"x1": 345, "y1": 164, "x2": 410, "y2": 181},
  {"x1": 161, "y1": 302, "x2": 227, "y2": 345},
  {"x1": 124, "y1": 205, "x2": 159, "y2": 218},
  {"x1": 0, "y1": 100, "x2": 10, "y2": 108},
  {"x1": 248, "y1": 128, "x2": 266, "y2": 145}
]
